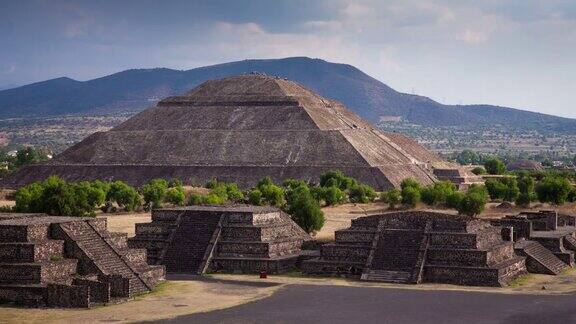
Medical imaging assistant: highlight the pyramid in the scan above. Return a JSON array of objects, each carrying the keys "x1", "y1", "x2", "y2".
[{"x1": 2, "y1": 74, "x2": 451, "y2": 190}]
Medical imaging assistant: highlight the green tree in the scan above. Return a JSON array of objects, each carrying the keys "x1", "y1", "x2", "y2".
[
  {"x1": 107, "y1": 181, "x2": 140, "y2": 211},
  {"x1": 285, "y1": 186, "x2": 325, "y2": 233},
  {"x1": 446, "y1": 191, "x2": 465, "y2": 209},
  {"x1": 536, "y1": 177, "x2": 572, "y2": 205},
  {"x1": 400, "y1": 178, "x2": 421, "y2": 191},
  {"x1": 141, "y1": 179, "x2": 169, "y2": 210},
  {"x1": 322, "y1": 186, "x2": 346, "y2": 206},
  {"x1": 457, "y1": 191, "x2": 488, "y2": 216},
  {"x1": 516, "y1": 172, "x2": 536, "y2": 207},
  {"x1": 166, "y1": 187, "x2": 185, "y2": 206},
  {"x1": 471, "y1": 167, "x2": 487, "y2": 175},
  {"x1": 381, "y1": 189, "x2": 401, "y2": 209},
  {"x1": 420, "y1": 181, "x2": 456, "y2": 206},
  {"x1": 319, "y1": 170, "x2": 357, "y2": 190},
  {"x1": 256, "y1": 177, "x2": 285, "y2": 206},
  {"x1": 484, "y1": 157, "x2": 506, "y2": 175},
  {"x1": 401, "y1": 186, "x2": 421, "y2": 208},
  {"x1": 248, "y1": 189, "x2": 263, "y2": 206},
  {"x1": 15, "y1": 147, "x2": 49, "y2": 168},
  {"x1": 349, "y1": 184, "x2": 377, "y2": 203},
  {"x1": 225, "y1": 183, "x2": 244, "y2": 202},
  {"x1": 456, "y1": 149, "x2": 481, "y2": 165}
]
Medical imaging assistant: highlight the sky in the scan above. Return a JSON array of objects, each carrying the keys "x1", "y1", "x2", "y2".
[{"x1": 0, "y1": 0, "x2": 575, "y2": 118}]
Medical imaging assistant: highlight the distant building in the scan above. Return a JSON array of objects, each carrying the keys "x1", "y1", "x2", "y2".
[{"x1": 507, "y1": 160, "x2": 544, "y2": 172}]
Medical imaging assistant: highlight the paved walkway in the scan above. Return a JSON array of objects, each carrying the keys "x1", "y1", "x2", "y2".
[{"x1": 153, "y1": 284, "x2": 576, "y2": 324}]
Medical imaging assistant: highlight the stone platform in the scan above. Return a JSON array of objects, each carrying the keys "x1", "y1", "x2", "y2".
[
  {"x1": 302, "y1": 211, "x2": 527, "y2": 287},
  {"x1": 495, "y1": 210, "x2": 576, "y2": 272},
  {"x1": 128, "y1": 205, "x2": 310, "y2": 274},
  {"x1": 0, "y1": 213, "x2": 164, "y2": 308}
]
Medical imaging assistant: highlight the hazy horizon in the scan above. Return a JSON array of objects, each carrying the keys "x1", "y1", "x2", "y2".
[{"x1": 1, "y1": 0, "x2": 575, "y2": 118}]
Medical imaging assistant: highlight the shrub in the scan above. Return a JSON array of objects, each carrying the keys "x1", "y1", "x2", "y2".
[
  {"x1": 107, "y1": 181, "x2": 140, "y2": 211},
  {"x1": 458, "y1": 191, "x2": 488, "y2": 216},
  {"x1": 319, "y1": 170, "x2": 357, "y2": 190},
  {"x1": 485, "y1": 179, "x2": 507, "y2": 200},
  {"x1": 568, "y1": 187, "x2": 576, "y2": 203},
  {"x1": 188, "y1": 193, "x2": 204, "y2": 205},
  {"x1": 349, "y1": 184, "x2": 377, "y2": 203},
  {"x1": 420, "y1": 181, "x2": 456, "y2": 206},
  {"x1": 166, "y1": 187, "x2": 185, "y2": 206},
  {"x1": 471, "y1": 167, "x2": 487, "y2": 175},
  {"x1": 256, "y1": 177, "x2": 285, "y2": 206},
  {"x1": 225, "y1": 183, "x2": 244, "y2": 202},
  {"x1": 13, "y1": 182, "x2": 44, "y2": 213},
  {"x1": 203, "y1": 193, "x2": 226, "y2": 205},
  {"x1": 285, "y1": 186, "x2": 325, "y2": 233},
  {"x1": 400, "y1": 178, "x2": 421, "y2": 191},
  {"x1": 247, "y1": 189, "x2": 263, "y2": 206},
  {"x1": 536, "y1": 177, "x2": 572, "y2": 205},
  {"x1": 446, "y1": 191, "x2": 465, "y2": 209},
  {"x1": 323, "y1": 186, "x2": 346, "y2": 206},
  {"x1": 401, "y1": 186, "x2": 420, "y2": 208},
  {"x1": 205, "y1": 179, "x2": 218, "y2": 189},
  {"x1": 516, "y1": 173, "x2": 536, "y2": 207},
  {"x1": 141, "y1": 179, "x2": 169, "y2": 210},
  {"x1": 382, "y1": 189, "x2": 401, "y2": 209},
  {"x1": 484, "y1": 157, "x2": 506, "y2": 175}
]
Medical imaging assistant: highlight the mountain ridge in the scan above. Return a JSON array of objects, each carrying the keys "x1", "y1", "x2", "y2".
[{"x1": 1, "y1": 57, "x2": 574, "y2": 133}]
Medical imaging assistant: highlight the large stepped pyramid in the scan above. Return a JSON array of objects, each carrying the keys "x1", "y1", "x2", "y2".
[
  {"x1": 303, "y1": 211, "x2": 527, "y2": 287},
  {"x1": 0, "y1": 213, "x2": 164, "y2": 308},
  {"x1": 0, "y1": 74, "x2": 464, "y2": 191},
  {"x1": 128, "y1": 205, "x2": 310, "y2": 274}
]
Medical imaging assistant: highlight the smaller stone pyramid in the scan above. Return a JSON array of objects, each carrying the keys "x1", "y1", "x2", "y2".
[{"x1": 128, "y1": 205, "x2": 310, "y2": 274}]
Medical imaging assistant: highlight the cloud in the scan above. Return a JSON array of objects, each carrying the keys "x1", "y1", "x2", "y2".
[{"x1": 456, "y1": 29, "x2": 490, "y2": 44}]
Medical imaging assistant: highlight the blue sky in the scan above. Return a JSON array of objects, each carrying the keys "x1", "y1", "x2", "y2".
[{"x1": 1, "y1": 0, "x2": 575, "y2": 118}]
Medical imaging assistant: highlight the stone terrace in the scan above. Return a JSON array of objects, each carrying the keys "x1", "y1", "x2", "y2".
[
  {"x1": 302, "y1": 211, "x2": 527, "y2": 287},
  {"x1": 0, "y1": 213, "x2": 164, "y2": 308},
  {"x1": 128, "y1": 205, "x2": 310, "y2": 274}
]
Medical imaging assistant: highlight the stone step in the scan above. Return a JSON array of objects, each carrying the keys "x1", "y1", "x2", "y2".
[
  {"x1": 361, "y1": 270, "x2": 412, "y2": 284},
  {"x1": 563, "y1": 236, "x2": 576, "y2": 252},
  {"x1": 0, "y1": 240, "x2": 64, "y2": 263},
  {"x1": 515, "y1": 240, "x2": 566, "y2": 275},
  {"x1": 0, "y1": 260, "x2": 78, "y2": 284}
]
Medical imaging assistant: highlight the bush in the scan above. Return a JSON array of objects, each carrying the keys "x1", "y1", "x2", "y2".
[
  {"x1": 536, "y1": 177, "x2": 572, "y2": 205},
  {"x1": 248, "y1": 189, "x2": 263, "y2": 206},
  {"x1": 471, "y1": 167, "x2": 487, "y2": 175},
  {"x1": 323, "y1": 186, "x2": 346, "y2": 206},
  {"x1": 107, "y1": 181, "x2": 140, "y2": 212},
  {"x1": 401, "y1": 186, "x2": 420, "y2": 208},
  {"x1": 446, "y1": 191, "x2": 465, "y2": 209},
  {"x1": 285, "y1": 186, "x2": 325, "y2": 233},
  {"x1": 420, "y1": 181, "x2": 456, "y2": 206},
  {"x1": 400, "y1": 178, "x2": 421, "y2": 191},
  {"x1": 166, "y1": 187, "x2": 185, "y2": 206},
  {"x1": 14, "y1": 176, "x2": 100, "y2": 217},
  {"x1": 516, "y1": 174, "x2": 536, "y2": 207},
  {"x1": 225, "y1": 183, "x2": 244, "y2": 202},
  {"x1": 188, "y1": 193, "x2": 204, "y2": 205},
  {"x1": 141, "y1": 179, "x2": 169, "y2": 210},
  {"x1": 349, "y1": 184, "x2": 377, "y2": 203},
  {"x1": 568, "y1": 187, "x2": 576, "y2": 203},
  {"x1": 205, "y1": 179, "x2": 218, "y2": 189},
  {"x1": 485, "y1": 178, "x2": 519, "y2": 202},
  {"x1": 382, "y1": 189, "x2": 401, "y2": 209},
  {"x1": 458, "y1": 191, "x2": 488, "y2": 216},
  {"x1": 319, "y1": 170, "x2": 357, "y2": 190},
  {"x1": 484, "y1": 157, "x2": 506, "y2": 175},
  {"x1": 203, "y1": 193, "x2": 226, "y2": 205}
]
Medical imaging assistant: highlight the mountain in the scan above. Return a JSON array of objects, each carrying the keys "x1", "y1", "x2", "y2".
[{"x1": 0, "y1": 57, "x2": 574, "y2": 133}]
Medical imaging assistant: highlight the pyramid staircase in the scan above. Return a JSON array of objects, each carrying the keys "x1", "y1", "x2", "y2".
[
  {"x1": 514, "y1": 239, "x2": 566, "y2": 275},
  {"x1": 361, "y1": 221, "x2": 431, "y2": 284},
  {"x1": 0, "y1": 214, "x2": 164, "y2": 308}
]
